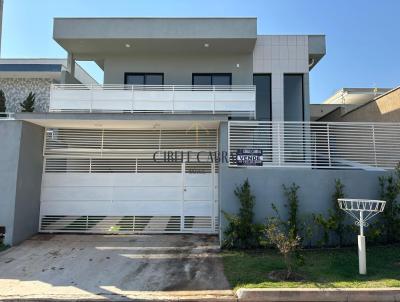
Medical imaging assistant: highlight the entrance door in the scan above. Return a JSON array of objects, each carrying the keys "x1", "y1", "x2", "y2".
[{"x1": 182, "y1": 162, "x2": 217, "y2": 233}]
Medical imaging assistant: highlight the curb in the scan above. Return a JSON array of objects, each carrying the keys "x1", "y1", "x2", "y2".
[
  {"x1": 236, "y1": 288, "x2": 400, "y2": 302},
  {"x1": 0, "y1": 290, "x2": 237, "y2": 302}
]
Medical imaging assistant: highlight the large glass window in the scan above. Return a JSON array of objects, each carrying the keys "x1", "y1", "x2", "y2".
[
  {"x1": 284, "y1": 74, "x2": 304, "y2": 121},
  {"x1": 124, "y1": 73, "x2": 164, "y2": 85},
  {"x1": 253, "y1": 74, "x2": 271, "y2": 120},
  {"x1": 192, "y1": 73, "x2": 232, "y2": 85}
]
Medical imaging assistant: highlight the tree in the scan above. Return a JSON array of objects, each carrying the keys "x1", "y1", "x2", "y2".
[
  {"x1": 0, "y1": 90, "x2": 6, "y2": 115},
  {"x1": 20, "y1": 92, "x2": 35, "y2": 112}
]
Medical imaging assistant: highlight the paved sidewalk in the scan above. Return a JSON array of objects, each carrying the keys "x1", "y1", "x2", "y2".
[{"x1": 0, "y1": 234, "x2": 234, "y2": 301}]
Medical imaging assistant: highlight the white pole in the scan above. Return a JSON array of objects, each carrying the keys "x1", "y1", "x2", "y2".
[{"x1": 358, "y1": 211, "x2": 367, "y2": 275}]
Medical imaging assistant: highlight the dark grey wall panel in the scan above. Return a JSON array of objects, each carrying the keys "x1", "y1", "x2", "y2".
[
  {"x1": 253, "y1": 74, "x2": 271, "y2": 120},
  {"x1": 284, "y1": 74, "x2": 304, "y2": 121},
  {"x1": 0, "y1": 121, "x2": 21, "y2": 245}
]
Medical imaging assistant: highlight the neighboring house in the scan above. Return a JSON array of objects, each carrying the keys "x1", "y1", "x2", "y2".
[
  {"x1": 0, "y1": 58, "x2": 97, "y2": 112},
  {"x1": 310, "y1": 88, "x2": 391, "y2": 121},
  {"x1": 318, "y1": 86, "x2": 400, "y2": 122},
  {"x1": 0, "y1": 17, "x2": 398, "y2": 247}
]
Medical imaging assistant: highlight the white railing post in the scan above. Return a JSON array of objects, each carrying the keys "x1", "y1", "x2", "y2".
[
  {"x1": 101, "y1": 129, "x2": 104, "y2": 157},
  {"x1": 131, "y1": 85, "x2": 135, "y2": 113},
  {"x1": 172, "y1": 85, "x2": 175, "y2": 114},
  {"x1": 49, "y1": 84, "x2": 53, "y2": 112},
  {"x1": 372, "y1": 124, "x2": 377, "y2": 167},
  {"x1": 327, "y1": 124, "x2": 331, "y2": 167},
  {"x1": 313, "y1": 131, "x2": 317, "y2": 167},
  {"x1": 277, "y1": 122, "x2": 282, "y2": 166},
  {"x1": 213, "y1": 86, "x2": 216, "y2": 114},
  {"x1": 89, "y1": 84, "x2": 93, "y2": 113}
]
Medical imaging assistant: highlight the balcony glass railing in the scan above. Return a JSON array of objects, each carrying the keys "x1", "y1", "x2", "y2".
[{"x1": 49, "y1": 84, "x2": 256, "y2": 116}]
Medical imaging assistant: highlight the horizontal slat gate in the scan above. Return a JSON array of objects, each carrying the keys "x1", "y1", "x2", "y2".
[{"x1": 40, "y1": 128, "x2": 218, "y2": 234}]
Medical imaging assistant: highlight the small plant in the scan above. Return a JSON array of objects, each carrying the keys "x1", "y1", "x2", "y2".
[
  {"x1": 283, "y1": 183, "x2": 300, "y2": 240},
  {"x1": 20, "y1": 92, "x2": 35, "y2": 112},
  {"x1": 313, "y1": 179, "x2": 347, "y2": 247},
  {"x1": 379, "y1": 163, "x2": 400, "y2": 243},
  {"x1": 0, "y1": 90, "x2": 6, "y2": 116},
  {"x1": 223, "y1": 179, "x2": 264, "y2": 249},
  {"x1": 265, "y1": 217, "x2": 301, "y2": 279},
  {"x1": 270, "y1": 183, "x2": 304, "y2": 264}
]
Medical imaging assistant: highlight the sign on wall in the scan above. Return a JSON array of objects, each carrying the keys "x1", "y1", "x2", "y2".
[{"x1": 236, "y1": 149, "x2": 263, "y2": 166}]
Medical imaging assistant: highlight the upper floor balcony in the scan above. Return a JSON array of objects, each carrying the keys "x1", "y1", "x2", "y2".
[{"x1": 49, "y1": 84, "x2": 256, "y2": 117}]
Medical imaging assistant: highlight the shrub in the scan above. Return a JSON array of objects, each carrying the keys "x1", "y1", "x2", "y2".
[
  {"x1": 283, "y1": 183, "x2": 300, "y2": 240},
  {"x1": 313, "y1": 179, "x2": 348, "y2": 247},
  {"x1": 265, "y1": 217, "x2": 301, "y2": 279},
  {"x1": 223, "y1": 179, "x2": 264, "y2": 249},
  {"x1": 378, "y1": 163, "x2": 400, "y2": 243},
  {"x1": 20, "y1": 92, "x2": 35, "y2": 112}
]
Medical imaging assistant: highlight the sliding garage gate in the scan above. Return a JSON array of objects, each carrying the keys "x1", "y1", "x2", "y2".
[{"x1": 39, "y1": 128, "x2": 218, "y2": 234}]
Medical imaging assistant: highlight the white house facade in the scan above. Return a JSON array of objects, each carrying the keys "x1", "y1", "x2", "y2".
[{"x1": 1, "y1": 17, "x2": 398, "y2": 246}]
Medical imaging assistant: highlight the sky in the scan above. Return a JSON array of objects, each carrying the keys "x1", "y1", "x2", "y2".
[{"x1": 2, "y1": 0, "x2": 399, "y2": 103}]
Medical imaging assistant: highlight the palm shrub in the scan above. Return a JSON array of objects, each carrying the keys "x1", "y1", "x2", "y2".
[
  {"x1": 0, "y1": 90, "x2": 6, "y2": 116},
  {"x1": 20, "y1": 92, "x2": 35, "y2": 112},
  {"x1": 222, "y1": 179, "x2": 264, "y2": 249}
]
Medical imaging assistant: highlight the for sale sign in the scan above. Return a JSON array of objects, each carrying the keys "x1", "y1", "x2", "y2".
[{"x1": 236, "y1": 149, "x2": 263, "y2": 166}]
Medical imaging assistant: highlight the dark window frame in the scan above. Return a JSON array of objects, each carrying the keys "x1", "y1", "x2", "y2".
[
  {"x1": 124, "y1": 73, "x2": 165, "y2": 85},
  {"x1": 283, "y1": 73, "x2": 305, "y2": 121},
  {"x1": 192, "y1": 73, "x2": 232, "y2": 85},
  {"x1": 253, "y1": 73, "x2": 272, "y2": 121}
]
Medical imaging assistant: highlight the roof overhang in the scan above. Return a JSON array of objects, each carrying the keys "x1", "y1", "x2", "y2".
[
  {"x1": 53, "y1": 17, "x2": 257, "y2": 60},
  {"x1": 16, "y1": 112, "x2": 228, "y2": 129},
  {"x1": 308, "y1": 35, "x2": 326, "y2": 70}
]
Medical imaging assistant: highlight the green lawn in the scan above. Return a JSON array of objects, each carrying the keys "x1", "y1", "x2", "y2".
[{"x1": 222, "y1": 245, "x2": 400, "y2": 289}]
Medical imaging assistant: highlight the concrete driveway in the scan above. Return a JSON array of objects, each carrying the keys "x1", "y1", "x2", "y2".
[{"x1": 0, "y1": 234, "x2": 234, "y2": 301}]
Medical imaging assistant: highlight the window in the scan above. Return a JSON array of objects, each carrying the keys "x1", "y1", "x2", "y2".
[
  {"x1": 192, "y1": 73, "x2": 232, "y2": 85},
  {"x1": 124, "y1": 73, "x2": 164, "y2": 85},
  {"x1": 284, "y1": 74, "x2": 304, "y2": 121},
  {"x1": 253, "y1": 74, "x2": 271, "y2": 120}
]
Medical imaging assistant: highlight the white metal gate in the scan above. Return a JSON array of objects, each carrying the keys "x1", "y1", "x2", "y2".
[{"x1": 39, "y1": 128, "x2": 218, "y2": 234}]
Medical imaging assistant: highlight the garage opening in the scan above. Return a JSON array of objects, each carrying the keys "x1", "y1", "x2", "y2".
[{"x1": 39, "y1": 127, "x2": 219, "y2": 234}]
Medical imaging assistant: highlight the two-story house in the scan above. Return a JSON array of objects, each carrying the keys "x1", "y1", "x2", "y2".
[{"x1": 2, "y1": 17, "x2": 397, "y2": 246}]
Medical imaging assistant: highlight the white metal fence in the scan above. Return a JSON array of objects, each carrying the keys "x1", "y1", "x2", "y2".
[
  {"x1": 49, "y1": 84, "x2": 256, "y2": 116},
  {"x1": 229, "y1": 121, "x2": 400, "y2": 170}
]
